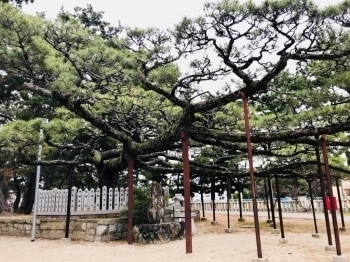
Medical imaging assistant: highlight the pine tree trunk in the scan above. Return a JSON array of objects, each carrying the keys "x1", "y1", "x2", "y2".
[
  {"x1": 18, "y1": 172, "x2": 36, "y2": 215},
  {"x1": 13, "y1": 177, "x2": 22, "y2": 213},
  {"x1": 0, "y1": 188, "x2": 11, "y2": 214}
]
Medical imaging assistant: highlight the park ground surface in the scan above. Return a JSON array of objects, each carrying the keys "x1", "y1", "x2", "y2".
[{"x1": 0, "y1": 213, "x2": 350, "y2": 262}]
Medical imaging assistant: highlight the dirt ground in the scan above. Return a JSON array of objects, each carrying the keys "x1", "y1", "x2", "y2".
[{"x1": 0, "y1": 214, "x2": 349, "y2": 262}]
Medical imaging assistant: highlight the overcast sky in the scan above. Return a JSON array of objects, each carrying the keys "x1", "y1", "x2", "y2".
[{"x1": 23, "y1": 0, "x2": 342, "y2": 29}]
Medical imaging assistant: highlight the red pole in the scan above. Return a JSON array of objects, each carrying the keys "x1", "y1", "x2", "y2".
[
  {"x1": 181, "y1": 131, "x2": 192, "y2": 254},
  {"x1": 320, "y1": 135, "x2": 342, "y2": 256},
  {"x1": 125, "y1": 153, "x2": 135, "y2": 245},
  {"x1": 241, "y1": 92, "x2": 263, "y2": 259}
]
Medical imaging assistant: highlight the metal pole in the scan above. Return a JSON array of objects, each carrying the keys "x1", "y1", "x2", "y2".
[
  {"x1": 200, "y1": 175, "x2": 205, "y2": 219},
  {"x1": 320, "y1": 135, "x2": 342, "y2": 256},
  {"x1": 64, "y1": 166, "x2": 73, "y2": 238},
  {"x1": 316, "y1": 144, "x2": 333, "y2": 246},
  {"x1": 241, "y1": 92, "x2": 263, "y2": 259},
  {"x1": 227, "y1": 176, "x2": 231, "y2": 229},
  {"x1": 308, "y1": 180, "x2": 318, "y2": 234},
  {"x1": 268, "y1": 178, "x2": 276, "y2": 229},
  {"x1": 181, "y1": 132, "x2": 192, "y2": 254},
  {"x1": 125, "y1": 154, "x2": 135, "y2": 245},
  {"x1": 336, "y1": 178, "x2": 346, "y2": 230},
  {"x1": 264, "y1": 177, "x2": 271, "y2": 222},
  {"x1": 238, "y1": 186, "x2": 243, "y2": 220},
  {"x1": 211, "y1": 176, "x2": 216, "y2": 222},
  {"x1": 274, "y1": 175, "x2": 285, "y2": 239},
  {"x1": 31, "y1": 129, "x2": 43, "y2": 242}
]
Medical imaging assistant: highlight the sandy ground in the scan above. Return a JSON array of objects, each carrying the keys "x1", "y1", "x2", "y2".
[{"x1": 1, "y1": 214, "x2": 350, "y2": 262}]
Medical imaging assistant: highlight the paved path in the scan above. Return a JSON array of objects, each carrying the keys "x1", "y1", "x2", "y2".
[{"x1": 214, "y1": 210, "x2": 350, "y2": 222}]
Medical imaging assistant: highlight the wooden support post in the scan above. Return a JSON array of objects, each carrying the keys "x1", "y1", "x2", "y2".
[
  {"x1": 336, "y1": 178, "x2": 346, "y2": 230},
  {"x1": 320, "y1": 135, "x2": 342, "y2": 256},
  {"x1": 307, "y1": 179, "x2": 318, "y2": 234},
  {"x1": 316, "y1": 144, "x2": 333, "y2": 246},
  {"x1": 241, "y1": 92, "x2": 263, "y2": 259},
  {"x1": 181, "y1": 132, "x2": 192, "y2": 254},
  {"x1": 275, "y1": 175, "x2": 285, "y2": 240},
  {"x1": 125, "y1": 154, "x2": 135, "y2": 245}
]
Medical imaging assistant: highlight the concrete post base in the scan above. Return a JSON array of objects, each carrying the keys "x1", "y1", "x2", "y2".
[
  {"x1": 266, "y1": 219, "x2": 272, "y2": 223},
  {"x1": 211, "y1": 221, "x2": 218, "y2": 225},
  {"x1": 312, "y1": 233, "x2": 321, "y2": 238},
  {"x1": 225, "y1": 228, "x2": 233, "y2": 233},
  {"x1": 279, "y1": 238, "x2": 288, "y2": 244},
  {"x1": 252, "y1": 257, "x2": 269, "y2": 262},
  {"x1": 271, "y1": 229, "x2": 280, "y2": 234},
  {"x1": 60, "y1": 238, "x2": 71, "y2": 243},
  {"x1": 325, "y1": 245, "x2": 336, "y2": 252},
  {"x1": 238, "y1": 218, "x2": 245, "y2": 222},
  {"x1": 200, "y1": 217, "x2": 207, "y2": 221},
  {"x1": 339, "y1": 227, "x2": 346, "y2": 232},
  {"x1": 333, "y1": 255, "x2": 346, "y2": 262}
]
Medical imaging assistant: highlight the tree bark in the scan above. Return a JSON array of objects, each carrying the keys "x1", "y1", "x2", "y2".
[
  {"x1": 98, "y1": 164, "x2": 120, "y2": 189},
  {"x1": 18, "y1": 172, "x2": 36, "y2": 215},
  {"x1": 13, "y1": 177, "x2": 22, "y2": 213}
]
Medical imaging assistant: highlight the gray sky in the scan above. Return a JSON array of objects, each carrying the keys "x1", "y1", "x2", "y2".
[
  {"x1": 23, "y1": 0, "x2": 209, "y2": 28},
  {"x1": 22, "y1": 0, "x2": 340, "y2": 29}
]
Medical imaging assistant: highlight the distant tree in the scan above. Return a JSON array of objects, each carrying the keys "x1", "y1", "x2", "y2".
[{"x1": 1, "y1": 0, "x2": 34, "y2": 7}]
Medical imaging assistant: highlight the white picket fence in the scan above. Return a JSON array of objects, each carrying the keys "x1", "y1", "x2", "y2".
[
  {"x1": 37, "y1": 185, "x2": 170, "y2": 216},
  {"x1": 37, "y1": 186, "x2": 128, "y2": 215},
  {"x1": 191, "y1": 199, "x2": 350, "y2": 213}
]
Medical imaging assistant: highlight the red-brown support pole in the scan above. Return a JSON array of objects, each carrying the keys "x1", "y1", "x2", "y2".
[
  {"x1": 181, "y1": 132, "x2": 192, "y2": 254},
  {"x1": 125, "y1": 154, "x2": 135, "y2": 245},
  {"x1": 316, "y1": 144, "x2": 332, "y2": 246},
  {"x1": 274, "y1": 175, "x2": 285, "y2": 240},
  {"x1": 241, "y1": 92, "x2": 263, "y2": 259},
  {"x1": 336, "y1": 178, "x2": 346, "y2": 230},
  {"x1": 320, "y1": 135, "x2": 342, "y2": 256}
]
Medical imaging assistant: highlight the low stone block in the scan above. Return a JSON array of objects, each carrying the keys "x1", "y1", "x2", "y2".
[
  {"x1": 80, "y1": 222, "x2": 86, "y2": 230},
  {"x1": 200, "y1": 217, "x2": 207, "y2": 221},
  {"x1": 40, "y1": 230, "x2": 50, "y2": 239},
  {"x1": 333, "y1": 255, "x2": 347, "y2": 262},
  {"x1": 50, "y1": 230, "x2": 65, "y2": 239},
  {"x1": 238, "y1": 218, "x2": 245, "y2": 222},
  {"x1": 339, "y1": 228, "x2": 346, "y2": 232},
  {"x1": 109, "y1": 225, "x2": 116, "y2": 233},
  {"x1": 115, "y1": 231, "x2": 127, "y2": 240},
  {"x1": 133, "y1": 222, "x2": 185, "y2": 244},
  {"x1": 1, "y1": 227, "x2": 9, "y2": 235},
  {"x1": 96, "y1": 225, "x2": 108, "y2": 236},
  {"x1": 211, "y1": 221, "x2": 218, "y2": 225},
  {"x1": 24, "y1": 224, "x2": 32, "y2": 232},
  {"x1": 85, "y1": 235, "x2": 94, "y2": 242},
  {"x1": 225, "y1": 228, "x2": 233, "y2": 233},
  {"x1": 60, "y1": 238, "x2": 71, "y2": 243},
  {"x1": 116, "y1": 223, "x2": 126, "y2": 233},
  {"x1": 271, "y1": 229, "x2": 280, "y2": 234},
  {"x1": 71, "y1": 230, "x2": 86, "y2": 240},
  {"x1": 279, "y1": 238, "x2": 288, "y2": 244},
  {"x1": 94, "y1": 236, "x2": 101, "y2": 242},
  {"x1": 312, "y1": 233, "x2": 321, "y2": 238},
  {"x1": 86, "y1": 228, "x2": 95, "y2": 235},
  {"x1": 325, "y1": 245, "x2": 336, "y2": 252},
  {"x1": 86, "y1": 223, "x2": 96, "y2": 229},
  {"x1": 252, "y1": 257, "x2": 269, "y2": 262},
  {"x1": 266, "y1": 219, "x2": 272, "y2": 223}
]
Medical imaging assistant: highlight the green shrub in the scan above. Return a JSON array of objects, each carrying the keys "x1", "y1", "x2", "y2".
[{"x1": 120, "y1": 186, "x2": 150, "y2": 225}]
